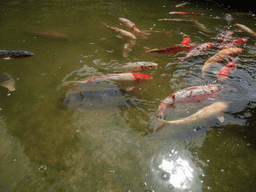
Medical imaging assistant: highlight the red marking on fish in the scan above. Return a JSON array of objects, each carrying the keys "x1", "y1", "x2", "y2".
[
  {"x1": 144, "y1": 45, "x2": 195, "y2": 55},
  {"x1": 156, "y1": 84, "x2": 233, "y2": 119},
  {"x1": 181, "y1": 37, "x2": 191, "y2": 45},
  {"x1": 132, "y1": 73, "x2": 152, "y2": 83},
  {"x1": 219, "y1": 38, "x2": 247, "y2": 49},
  {"x1": 217, "y1": 61, "x2": 237, "y2": 81}
]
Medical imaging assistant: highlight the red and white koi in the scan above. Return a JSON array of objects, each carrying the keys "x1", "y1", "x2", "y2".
[
  {"x1": 119, "y1": 18, "x2": 150, "y2": 39},
  {"x1": 63, "y1": 73, "x2": 152, "y2": 92},
  {"x1": 235, "y1": 23, "x2": 256, "y2": 38},
  {"x1": 217, "y1": 61, "x2": 237, "y2": 82},
  {"x1": 216, "y1": 29, "x2": 234, "y2": 43},
  {"x1": 202, "y1": 47, "x2": 242, "y2": 77},
  {"x1": 177, "y1": 42, "x2": 214, "y2": 63},
  {"x1": 153, "y1": 102, "x2": 229, "y2": 131},
  {"x1": 144, "y1": 45, "x2": 195, "y2": 55},
  {"x1": 219, "y1": 38, "x2": 247, "y2": 49},
  {"x1": 156, "y1": 84, "x2": 235, "y2": 119},
  {"x1": 169, "y1": 11, "x2": 201, "y2": 16},
  {"x1": 101, "y1": 22, "x2": 137, "y2": 41}
]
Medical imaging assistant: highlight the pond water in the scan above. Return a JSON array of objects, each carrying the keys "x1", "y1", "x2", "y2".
[{"x1": 1, "y1": 0, "x2": 256, "y2": 191}]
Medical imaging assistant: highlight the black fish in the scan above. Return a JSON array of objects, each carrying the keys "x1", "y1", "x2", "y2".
[
  {"x1": 0, "y1": 50, "x2": 34, "y2": 59},
  {"x1": 58, "y1": 89, "x2": 127, "y2": 110}
]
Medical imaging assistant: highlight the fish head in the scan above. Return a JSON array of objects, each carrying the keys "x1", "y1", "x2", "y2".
[
  {"x1": 226, "y1": 61, "x2": 237, "y2": 71},
  {"x1": 132, "y1": 73, "x2": 153, "y2": 83},
  {"x1": 206, "y1": 42, "x2": 214, "y2": 48},
  {"x1": 142, "y1": 63, "x2": 158, "y2": 70}
]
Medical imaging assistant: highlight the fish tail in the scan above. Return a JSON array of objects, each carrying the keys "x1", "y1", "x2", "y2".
[
  {"x1": 150, "y1": 117, "x2": 168, "y2": 132},
  {"x1": 101, "y1": 22, "x2": 108, "y2": 28},
  {"x1": 137, "y1": 31, "x2": 151, "y2": 39},
  {"x1": 143, "y1": 47, "x2": 151, "y2": 52}
]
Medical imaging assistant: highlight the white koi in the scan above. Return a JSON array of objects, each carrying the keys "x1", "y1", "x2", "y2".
[
  {"x1": 235, "y1": 23, "x2": 256, "y2": 38},
  {"x1": 119, "y1": 18, "x2": 150, "y2": 39},
  {"x1": 153, "y1": 102, "x2": 229, "y2": 131}
]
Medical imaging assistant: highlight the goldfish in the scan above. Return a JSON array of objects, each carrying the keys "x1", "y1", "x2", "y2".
[
  {"x1": 177, "y1": 42, "x2": 214, "y2": 63},
  {"x1": 144, "y1": 45, "x2": 195, "y2": 55},
  {"x1": 235, "y1": 23, "x2": 256, "y2": 38},
  {"x1": 100, "y1": 62, "x2": 158, "y2": 73},
  {"x1": 0, "y1": 72, "x2": 15, "y2": 91},
  {"x1": 118, "y1": 18, "x2": 150, "y2": 39},
  {"x1": 63, "y1": 73, "x2": 152, "y2": 92},
  {"x1": 217, "y1": 61, "x2": 237, "y2": 81},
  {"x1": 219, "y1": 38, "x2": 247, "y2": 49},
  {"x1": 101, "y1": 22, "x2": 137, "y2": 41},
  {"x1": 169, "y1": 11, "x2": 201, "y2": 16},
  {"x1": 156, "y1": 84, "x2": 235, "y2": 119},
  {"x1": 23, "y1": 30, "x2": 69, "y2": 39},
  {"x1": 153, "y1": 102, "x2": 229, "y2": 131},
  {"x1": 0, "y1": 50, "x2": 34, "y2": 59},
  {"x1": 202, "y1": 47, "x2": 242, "y2": 77}
]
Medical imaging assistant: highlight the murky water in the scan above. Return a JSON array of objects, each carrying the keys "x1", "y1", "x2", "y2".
[{"x1": 1, "y1": 0, "x2": 256, "y2": 191}]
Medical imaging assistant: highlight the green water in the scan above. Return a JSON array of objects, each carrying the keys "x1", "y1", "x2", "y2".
[{"x1": 1, "y1": 0, "x2": 256, "y2": 191}]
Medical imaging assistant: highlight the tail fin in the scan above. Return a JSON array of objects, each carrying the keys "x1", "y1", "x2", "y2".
[
  {"x1": 137, "y1": 31, "x2": 151, "y2": 39},
  {"x1": 150, "y1": 117, "x2": 168, "y2": 132}
]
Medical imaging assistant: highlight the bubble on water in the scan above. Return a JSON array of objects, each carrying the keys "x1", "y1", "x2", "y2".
[
  {"x1": 168, "y1": 184, "x2": 174, "y2": 189},
  {"x1": 13, "y1": 159, "x2": 16, "y2": 162},
  {"x1": 38, "y1": 165, "x2": 47, "y2": 172},
  {"x1": 161, "y1": 172, "x2": 170, "y2": 181}
]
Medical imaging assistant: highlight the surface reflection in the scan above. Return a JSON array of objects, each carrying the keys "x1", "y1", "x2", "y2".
[{"x1": 150, "y1": 145, "x2": 202, "y2": 192}]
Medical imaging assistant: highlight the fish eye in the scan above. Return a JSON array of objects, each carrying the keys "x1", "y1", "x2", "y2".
[{"x1": 149, "y1": 65, "x2": 153, "y2": 68}]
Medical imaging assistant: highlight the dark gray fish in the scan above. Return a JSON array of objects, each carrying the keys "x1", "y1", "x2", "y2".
[
  {"x1": 0, "y1": 72, "x2": 15, "y2": 91},
  {"x1": 0, "y1": 50, "x2": 34, "y2": 59},
  {"x1": 58, "y1": 88, "x2": 127, "y2": 110}
]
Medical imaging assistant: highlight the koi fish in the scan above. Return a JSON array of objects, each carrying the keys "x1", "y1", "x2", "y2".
[
  {"x1": 181, "y1": 35, "x2": 192, "y2": 45},
  {"x1": 100, "y1": 62, "x2": 158, "y2": 73},
  {"x1": 235, "y1": 23, "x2": 256, "y2": 38},
  {"x1": 175, "y1": 2, "x2": 190, "y2": 7},
  {"x1": 158, "y1": 18, "x2": 193, "y2": 23},
  {"x1": 156, "y1": 84, "x2": 234, "y2": 119},
  {"x1": 216, "y1": 29, "x2": 234, "y2": 43},
  {"x1": 101, "y1": 22, "x2": 137, "y2": 41},
  {"x1": 63, "y1": 73, "x2": 152, "y2": 92},
  {"x1": 169, "y1": 11, "x2": 201, "y2": 16},
  {"x1": 177, "y1": 42, "x2": 214, "y2": 63},
  {"x1": 23, "y1": 30, "x2": 69, "y2": 39},
  {"x1": 225, "y1": 14, "x2": 233, "y2": 25},
  {"x1": 190, "y1": 20, "x2": 211, "y2": 34},
  {"x1": 217, "y1": 61, "x2": 237, "y2": 82},
  {"x1": 0, "y1": 50, "x2": 34, "y2": 59},
  {"x1": 144, "y1": 45, "x2": 195, "y2": 55},
  {"x1": 219, "y1": 38, "x2": 247, "y2": 49},
  {"x1": 153, "y1": 102, "x2": 229, "y2": 131},
  {"x1": 202, "y1": 47, "x2": 242, "y2": 77},
  {"x1": 0, "y1": 72, "x2": 15, "y2": 91},
  {"x1": 118, "y1": 18, "x2": 150, "y2": 39}
]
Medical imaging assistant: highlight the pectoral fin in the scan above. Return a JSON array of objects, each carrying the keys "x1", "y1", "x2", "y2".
[{"x1": 217, "y1": 116, "x2": 225, "y2": 123}]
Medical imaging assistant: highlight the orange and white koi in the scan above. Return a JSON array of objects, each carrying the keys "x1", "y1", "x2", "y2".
[
  {"x1": 235, "y1": 23, "x2": 256, "y2": 38},
  {"x1": 144, "y1": 45, "x2": 195, "y2": 55},
  {"x1": 219, "y1": 38, "x2": 247, "y2": 49},
  {"x1": 63, "y1": 73, "x2": 152, "y2": 92},
  {"x1": 169, "y1": 11, "x2": 201, "y2": 16},
  {"x1": 202, "y1": 47, "x2": 242, "y2": 77},
  {"x1": 177, "y1": 42, "x2": 214, "y2": 63},
  {"x1": 101, "y1": 22, "x2": 137, "y2": 40},
  {"x1": 156, "y1": 84, "x2": 234, "y2": 119},
  {"x1": 0, "y1": 50, "x2": 34, "y2": 59},
  {"x1": 153, "y1": 102, "x2": 229, "y2": 131},
  {"x1": 119, "y1": 18, "x2": 150, "y2": 39},
  {"x1": 217, "y1": 61, "x2": 237, "y2": 82}
]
